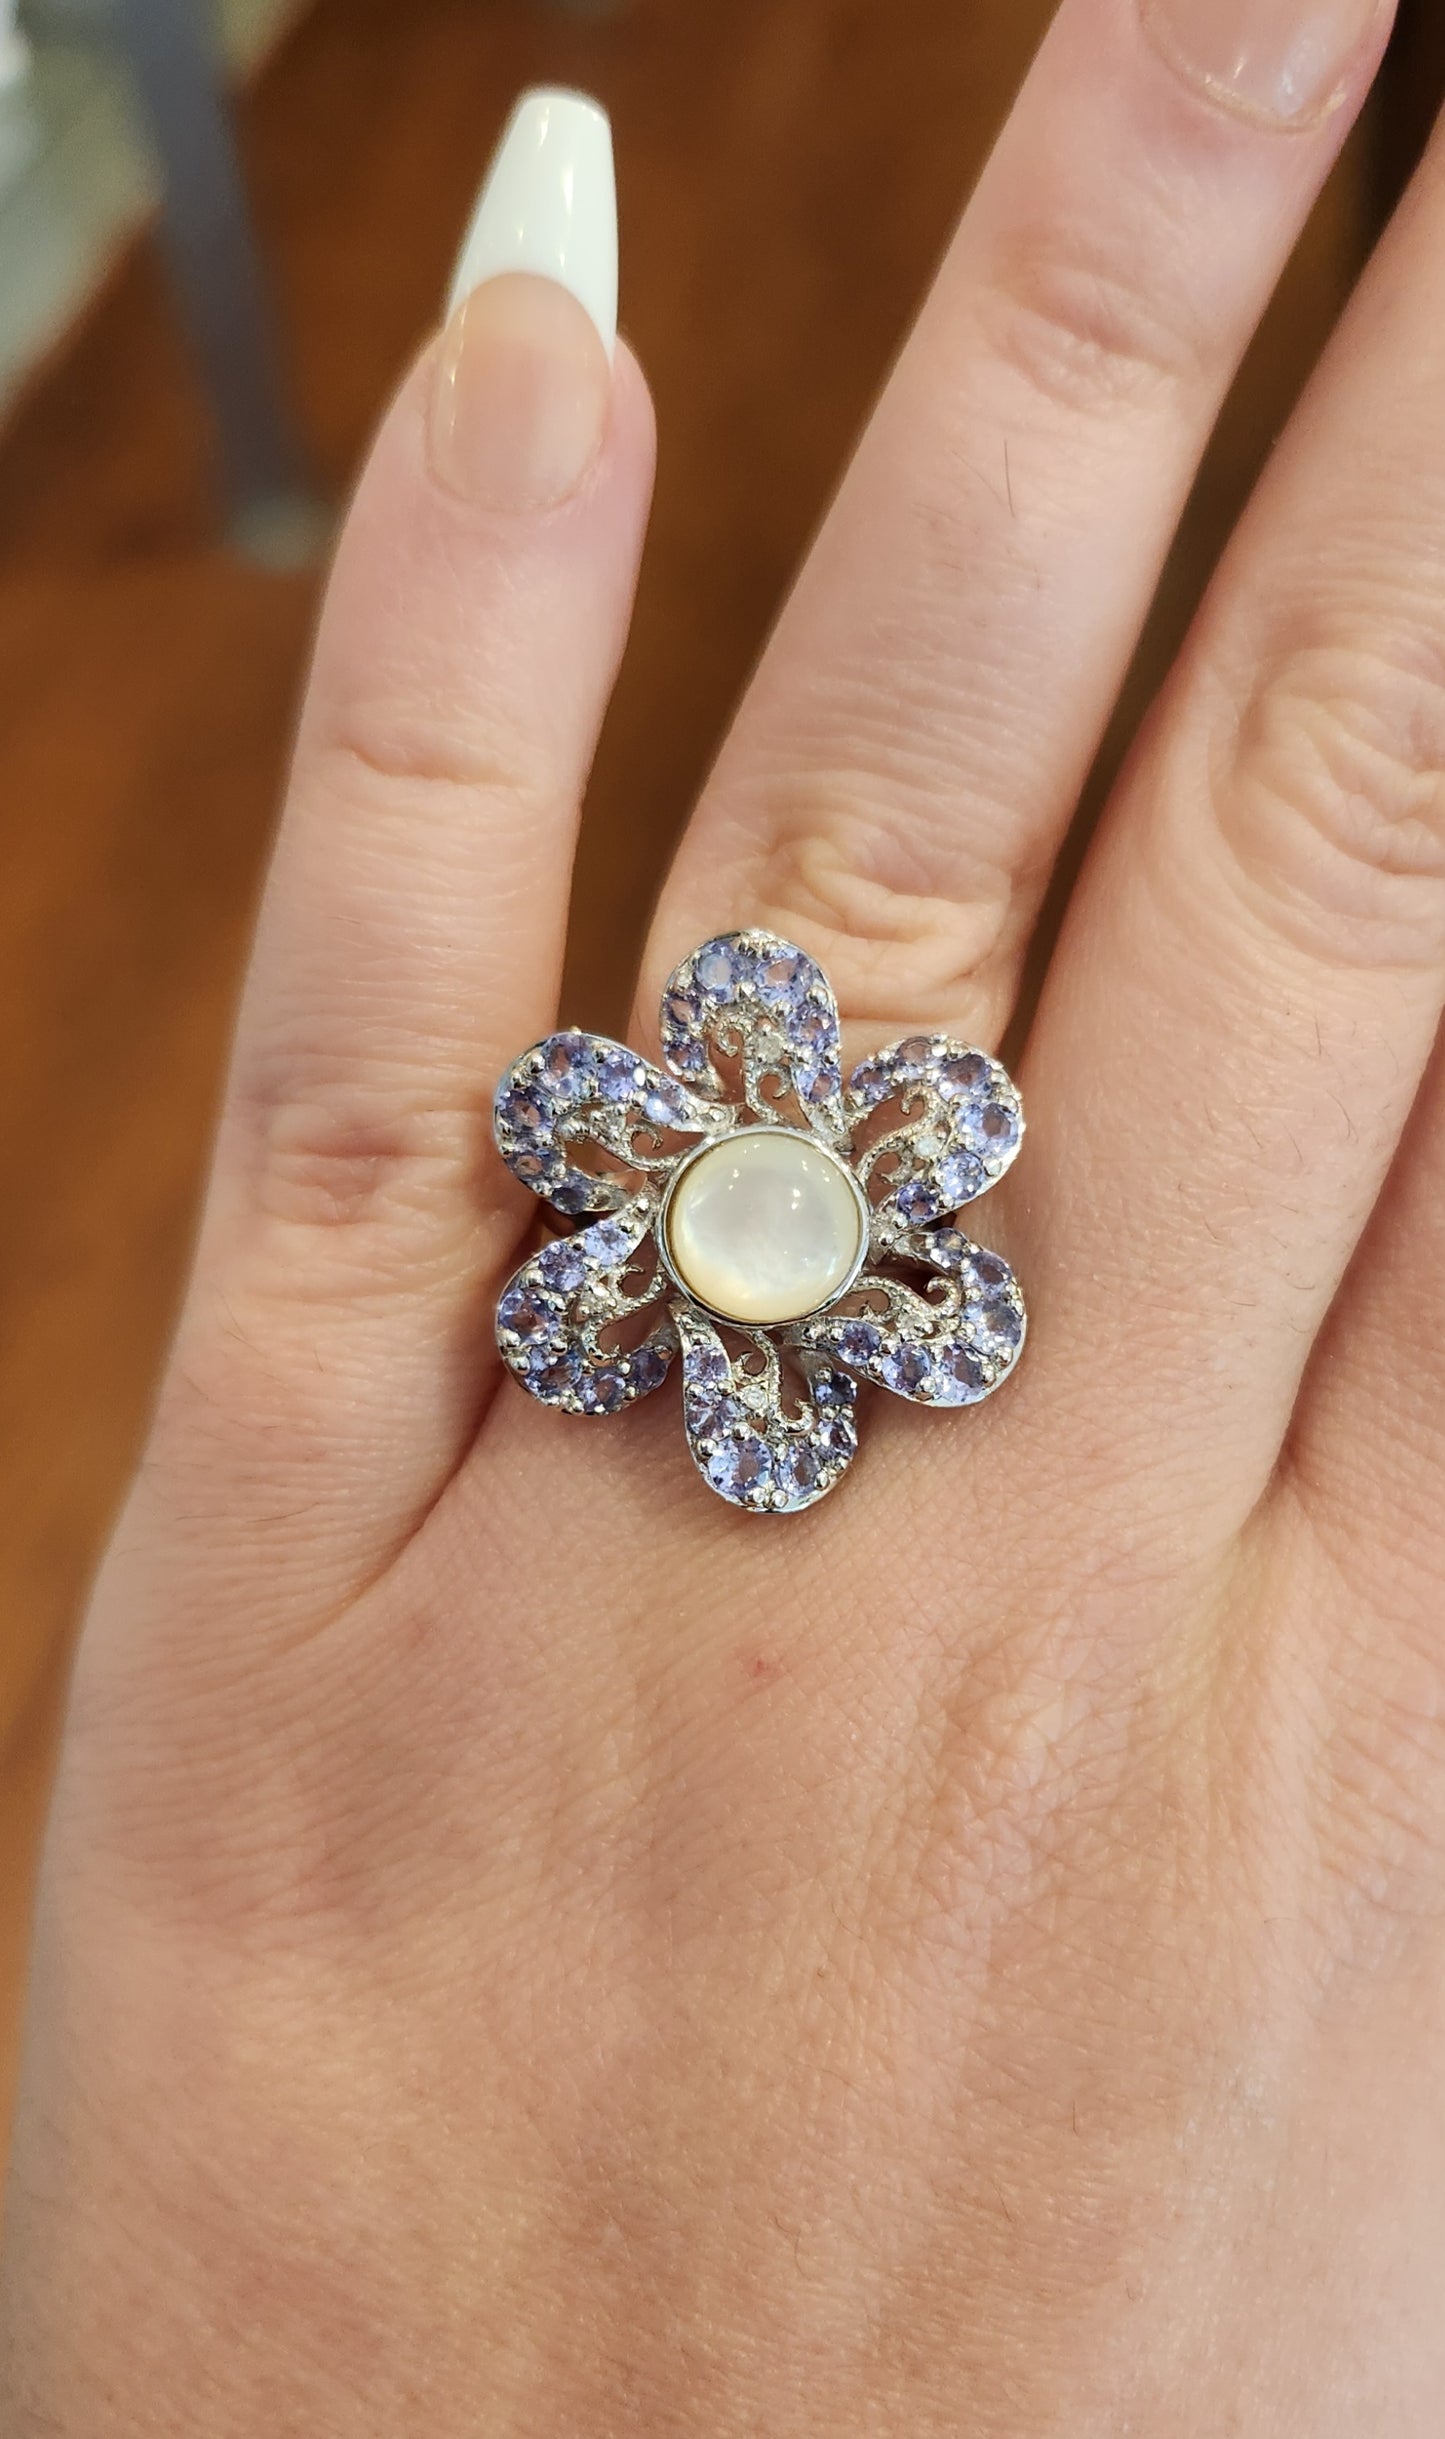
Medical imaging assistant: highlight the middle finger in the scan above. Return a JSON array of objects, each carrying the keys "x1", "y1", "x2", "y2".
[{"x1": 643, "y1": 0, "x2": 1392, "y2": 1046}]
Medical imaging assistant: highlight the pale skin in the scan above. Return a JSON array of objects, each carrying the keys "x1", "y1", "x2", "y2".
[{"x1": 5, "y1": 0, "x2": 1445, "y2": 2427}]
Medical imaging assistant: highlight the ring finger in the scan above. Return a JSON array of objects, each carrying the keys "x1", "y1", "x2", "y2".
[{"x1": 643, "y1": 0, "x2": 1393, "y2": 1049}]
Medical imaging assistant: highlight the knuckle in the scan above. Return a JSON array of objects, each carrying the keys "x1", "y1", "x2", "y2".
[
  {"x1": 973, "y1": 219, "x2": 1205, "y2": 420},
  {"x1": 1215, "y1": 624, "x2": 1445, "y2": 967},
  {"x1": 311, "y1": 686, "x2": 559, "y2": 822},
  {"x1": 746, "y1": 765, "x2": 1018, "y2": 1033},
  {"x1": 237, "y1": 1062, "x2": 480, "y2": 1241}
]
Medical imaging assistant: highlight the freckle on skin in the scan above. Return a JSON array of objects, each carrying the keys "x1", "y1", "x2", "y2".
[{"x1": 743, "y1": 1652, "x2": 782, "y2": 1683}]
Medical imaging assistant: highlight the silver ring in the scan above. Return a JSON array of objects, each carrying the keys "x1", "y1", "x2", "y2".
[{"x1": 492, "y1": 930, "x2": 1027, "y2": 1515}]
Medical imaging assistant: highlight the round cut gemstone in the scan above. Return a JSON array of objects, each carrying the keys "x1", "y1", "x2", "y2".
[
  {"x1": 543, "y1": 1033, "x2": 594, "y2": 1098},
  {"x1": 643, "y1": 1080, "x2": 690, "y2": 1129},
  {"x1": 687, "y1": 1390, "x2": 741, "y2": 1441},
  {"x1": 973, "y1": 1297, "x2": 1022, "y2": 1349},
  {"x1": 938, "y1": 1149, "x2": 984, "y2": 1206},
  {"x1": 835, "y1": 1320, "x2": 882, "y2": 1369},
  {"x1": 796, "y1": 1061, "x2": 840, "y2": 1108},
  {"x1": 756, "y1": 951, "x2": 809, "y2": 1008},
  {"x1": 883, "y1": 1344, "x2": 934, "y2": 1398},
  {"x1": 498, "y1": 1287, "x2": 553, "y2": 1342},
  {"x1": 780, "y1": 1442, "x2": 821, "y2": 1499},
  {"x1": 938, "y1": 1052, "x2": 990, "y2": 1098},
  {"x1": 810, "y1": 1367, "x2": 853, "y2": 1409},
  {"x1": 933, "y1": 1345, "x2": 989, "y2": 1404},
  {"x1": 967, "y1": 1251, "x2": 1012, "y2": 1292},
  {"x1": 498, "y1": 1086, "x2": 547, "y2": 1137},
  {"x1": 597, "y1": 1049, "x2": 642, "y2": 1102},
  {"x1": 695, "y1": 942, "x2": 743, "y2": 997},
  {"x1": 707, "y1": 1435, "x2": 774, "y2": 1500},
  {"x1": 532, "y1": 1354, "x2": 580, "y2": 1401},
  {"x1": 580, "y1": 1367, "x2": 628, "y2": 1415},
  {"x1": 538, "y1": 1239, "x2": 587, "y2": 1293},
  {"x1": 896, "y1": 1177, "x2": 942, "y2": 1227},
  {"x1": 588, "y1": 1218, "x2": 634, "y2": 1268},
  {"x1": 663, "y1": 1129, "x2": 866, "y2": 1326},
  {"x1": 628, "y1": 1345, "x2": 670, "y2": 1395},
  {"x1": 959, "y1": 1097, "x2": 1018, "y2": 1159},
  {"x1": 847, "y1": 1058, "x2": 891, "y2": 1110}
]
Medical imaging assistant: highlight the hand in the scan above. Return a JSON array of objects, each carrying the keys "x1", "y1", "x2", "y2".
[{"x1": 6, "y1": 5, "x2": 1444, "y2": 2429}]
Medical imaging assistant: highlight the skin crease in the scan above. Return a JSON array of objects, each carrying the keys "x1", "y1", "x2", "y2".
[{"x1": 5, "y1": 0, "x2": 1445, "y2": 2431}]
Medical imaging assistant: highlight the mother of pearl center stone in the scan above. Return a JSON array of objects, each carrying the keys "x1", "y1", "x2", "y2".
[{"x1": 664, "y1": 1128, "x2": 865, "y2": 1326}]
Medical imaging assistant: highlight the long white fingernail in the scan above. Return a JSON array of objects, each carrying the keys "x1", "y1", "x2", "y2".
[{"x1": 445, "y1": 87, "x2": 616, "y2": 359}]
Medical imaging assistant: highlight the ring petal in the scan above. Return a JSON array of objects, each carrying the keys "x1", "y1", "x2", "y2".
[
  {"x1": 791, "y1": 1240, "x2": 1026, "y2": 1407},
  {"x1": 660, "y1": 931, "x2": 847, "y2": 1139},
  {"x1": 494, "y1": 1031, "x2": 729, "y2": 1214},
  {"x1": 676, "y1": 1307, "x2": 859, "y2": 1514},
  {"x1": 496, "y1": 1196, "x2": 677, "y2": 1414},
  {"x1": 847, "y1": 1035, "x2": 1023, "y2": 1243}
]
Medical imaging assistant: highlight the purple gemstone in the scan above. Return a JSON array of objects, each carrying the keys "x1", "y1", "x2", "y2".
[
  {"x1": 687, "y1": 1391, "x2": 740, "y2": 1441},
  {"x1": 810, "y1": 1367, "x2": 853, "y2": 1409},
  {"x1": 668, "y1": 1038, "x2": 709, "y2": 1078},
  {"x1": 848, "y1": 1059, "x2": 891, "y2": 1110},
  {"x1": 597, "y1": 1048, "x2": 642, "y2": 1102},
  {"x1": 664, "y1": 989, "x2": 699, "y2": 1034},
  {"x1": 926, "y1": 1229, "x2": 969, "y2": 1271},
  {"x1": 550, "y1": 1176, "x2": 595, "y2": 1215},
  {"x1": 707, "y1": 1435, "x2": 774, "y2": 1501},
  {"x1": 685, "y1": 1344, "x2": 729, "y2": 1388},
  {"x1": 974, "y1": 1298, "x2": 1022, "y2": 1349},
  {"x1": 531, "y1": 1353, "x2": 580, "y2": 1402},
  {"x1": 819, "y1": 1415, "x2": 855, "y2": 1462},
  {"x1": 896, "y1": 1178, "x2": 942, "y2": 1227},
  {"x1": 538, "y1": 1239, "x2": 587, "y2": 1294},
  {"x1": 756, "y1": 951, "x2": 809, "y2": 1008},
  {"x1": 967, "y1": 1251, "x2": 1012, "y2": 1293},
  {"x1": 498, "y1": 1287, "x2": 554, "y2": 1343},
  {"x1": 643, "y1": 1080, "x2": 688, "y2": 1128},
  {"x1": 781, "y1": 1442, "x2": 822, "y2": 1498},
  {"x1": 797, "y1": 1062, "x2": 840, "y2": 1107},
  {"x1": 938, "y1": 1150, "x2": 984, "y2": 1206},
  {"x1": 794, "y1": 1002, "x2": 832, "y2": 1048},
  {"x1": 695, "y1": 942, "x2": 740, "y2": 997},
  {"x1": 960, "y1": 1099, "x2": 1018, "y2": 1159},
  {"x1": 498, "y1": 1086, "x2": 548, "y2": 1138},
  {"x1": 896, "y1": 1036, "x2": 935, "y2": 1075},
  {"x1": 883, "y1": 1344, "x2": 934, "y2": 1398},
  {"x1": 512, "y1": 1151, "x2": 550, "y2": 1184},
  {"x1": 933, "y1": 1345, "x2": 989, "y2": 1404},
  {"x1": 580, "y1": 1367, "x2": 628, "y2": 1415},
  {"x1": 836, "y1": 1320, "x2": 882, "y2": 1370},
  {"x1": 938, "y1": 1052, "x2": 990, "y2": 1098},
  {"x1": 587, "y1": 1218, "x2": 634, "y2": 1268},
  {"x1": 542, "y1": 1032, "x2": 594, "y2": 1099},
  {"x1": 628, "y1": 1345, "x2": 670, "y2": 1394}
]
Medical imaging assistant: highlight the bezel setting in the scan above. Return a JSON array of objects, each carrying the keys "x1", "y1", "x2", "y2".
[{"x1": 656, "y1": 1125, "x2": 872, "y2": 1329}]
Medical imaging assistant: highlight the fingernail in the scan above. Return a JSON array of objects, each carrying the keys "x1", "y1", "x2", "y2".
[
  {"x1": 1141, "y1": 0, "x2": 1383, "y2": 126},
  {"x1": 430, "y1": 89, "x2": 616, "y2": 509}
]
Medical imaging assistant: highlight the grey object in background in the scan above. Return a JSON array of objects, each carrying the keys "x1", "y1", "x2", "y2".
[{"x1": 109, "y1": 0, "x2": 324, "y2": 560}]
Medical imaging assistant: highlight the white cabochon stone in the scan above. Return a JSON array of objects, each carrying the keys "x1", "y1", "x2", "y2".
[{"x1": 664, "y1": 1128, "x2": 865, "y2": 1327}]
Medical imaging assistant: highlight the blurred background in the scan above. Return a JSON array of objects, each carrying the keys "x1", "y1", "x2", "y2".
[{"x1": 0, "y1": 0, "x2": 1442, "y2": 2144}]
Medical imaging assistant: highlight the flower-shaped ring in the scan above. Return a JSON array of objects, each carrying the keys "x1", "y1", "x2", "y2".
[{"x1": 493, "y1": 931, "x2": 1027, "y2": 1515}]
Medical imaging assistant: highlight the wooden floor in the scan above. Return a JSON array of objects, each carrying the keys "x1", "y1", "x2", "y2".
[{"x1": 0, "y1": 0, "x2": 1425, "y2": 2130}]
